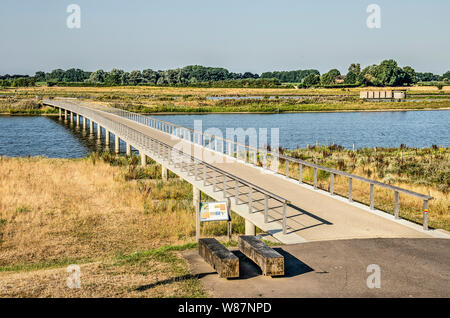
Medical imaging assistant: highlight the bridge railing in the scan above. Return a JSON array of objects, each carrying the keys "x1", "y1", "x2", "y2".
[
  {"x1": 44, "y1": 99, "x2": 292, "y2": 234},
  {"x1": 79, "y1": 100, "x2": 433, "y2": 230}
]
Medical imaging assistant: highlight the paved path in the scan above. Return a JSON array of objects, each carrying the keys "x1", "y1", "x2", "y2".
[{"x1": 182, "y1": 238, "x2": 450, "y2": 297}]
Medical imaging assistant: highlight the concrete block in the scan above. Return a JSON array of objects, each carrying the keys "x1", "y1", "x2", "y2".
[
  {"x1": 198, "y1": 238, "x2": 239, "y2": 278},
  {"x1": 238, "y1": 235, "x2": 284, "y2": 276}
]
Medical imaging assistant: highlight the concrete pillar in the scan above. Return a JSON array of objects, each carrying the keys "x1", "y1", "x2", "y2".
[
  {"x1": 141, "y1": 151, "x2": 147, "y2": 166},
  {"x1": 162, "y1": 165, "x2": 168, "y2": 181},
  {"x1": 193, "y1": 186, "x2": 200, "y2": 207},
  {"x1": 58, "y1": 108, "x2": 62, "y2": 120},
  {"x1": 115, "y1": 135, "x2": 120, "y2": 154},
  {"x1": 82, "y1": 116, "x2": 87, "y2": 129},
  {"x1": 105, "y1": 130, "x2": 110, "y2": 145},
  {"x1": 126, "y1": 143, "x2": 131, "y2": 156},
  {"x1": 76, "y1": 114, "x2": 80, "y2": 126},
  {"x1": 89, "y1": 120, "x2": 94, "y2": 132},
  {"x1": 97, "y1": 124, "x2": 101, "y2": 139},
  {"x1": 245, "y1": 219, "x2": 256, "y2": 236},
  {"x1": 64, "y1": 110, "x2": 68, "y2": 121},
  {"x1": 70, "y1": 112, "x2": 74, "y2": 123}
]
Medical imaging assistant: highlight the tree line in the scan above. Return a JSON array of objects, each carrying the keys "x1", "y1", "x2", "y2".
[
  {"x1": 0, "y1": 74, "x2": 36, "y2": 87},
  {"x1": 1, "y1": 62, "x2": 449, "y2": 88}
]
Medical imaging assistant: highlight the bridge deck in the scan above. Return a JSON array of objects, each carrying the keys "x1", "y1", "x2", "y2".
[{"x1": 46, "y1": 100, "x2": 441, "y2": 243}]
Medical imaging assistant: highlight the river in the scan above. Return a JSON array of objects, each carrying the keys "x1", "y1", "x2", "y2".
[{"x1": 0, "y1": 110, "x2": 448, "y2": 158}]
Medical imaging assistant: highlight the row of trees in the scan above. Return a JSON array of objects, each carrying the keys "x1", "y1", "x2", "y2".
[
  {"x1": 260, "y1": 69, "x2": 319, "y2": 83},
  {"x1": 2, "y1": 62, "x2": 449, "y2": 88},
  {"x1": 417, "y1": 71, "x2": 450, "y2": 82},
  {"x1": 31, "y1": 66, "x2": 260, "y2": 86},
  {"x1": 77, "y1": 61, "x2": 443, "y2": 88},
  {"x1": 303, "y1": 60, "x2": 431, "y2": 88},
  {"x1": 0, "y1": 76, "x2": 36, "y2": 87},
  {"x1": 34, "y1": 68, "x2": 91, "y2": 83},
  {"x1": 89, "y1": 66, "x2": 259, "y2": 85}
]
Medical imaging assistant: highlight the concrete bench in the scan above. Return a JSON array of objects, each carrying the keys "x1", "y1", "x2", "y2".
[
  {"x1": 198, "y1": 238, "x2": 239, "y2": 278},
  {"x1": 238, "y1": 235, "x2": 284, "y2": 277}
]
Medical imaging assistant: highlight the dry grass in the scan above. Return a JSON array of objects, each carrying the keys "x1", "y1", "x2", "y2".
[
  {"x1": 0, "y1": 256, "x2": 202, "y2": 298},
  {"x1": 0, "y1": 157, "x2": 192, "y2": 265},
  {"x1": 3, "y1": 85, "x2": 449, "y2": 98},
  {"x1": 2, "y1": 86, "x2": 449, "y2": 114},
  {"x1": 0, "y1": 156, "x2": 218, "y2": 297},
  {"x1": 270, "y1": 146, "x2": 450, "y2": 230}
]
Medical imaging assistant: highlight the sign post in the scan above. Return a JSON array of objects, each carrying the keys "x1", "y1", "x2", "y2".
[
  {"x1": 196, "y1": 200, "x2": 231, "y2": 242},
  {"x1": 196, "y1": 202, "x2": 200, "y2": 242}
]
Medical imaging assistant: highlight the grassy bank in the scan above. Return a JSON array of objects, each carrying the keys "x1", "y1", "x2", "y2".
[
  {"x1": 1, "y1": 85, "x2": 449, "y2": 114},
  {"x1": 272, "y1": 145, "x2": 449, "y2": 231},
  {"x1": 0, "y1": 155, "x2": 247, "y2": 297}
]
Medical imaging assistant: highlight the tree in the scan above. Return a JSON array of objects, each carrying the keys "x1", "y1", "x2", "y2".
[
  {"x1": 303, "y1": 73, "x2": 320, "y2": 87},
  {"x1": 348, "y1": 63, "x2": 361, "y2": 75},
  {"x1": 443, "y1": 71, "x2": 450, "y2": 81},
  {"x1": 89, "y1": 69, "x2": 106, "y2": 83},
  {"x1": 34, "y1": 71, "x2": 46, "y2": 82},
  {"x1": 120, "y1": 72, "x2": 130, "y2": 85},
  {"x1": 417, "y1": 72, "x2": 437, "y2": 82},
  {"x1": 358, "y1": 60, "x2": 416, "y2": 86},
  {"x1": 320, "y1": 69, "x2": 341, "y2": 85},
  {"x1": 142, "y1": 69, "x2": 158, "y2": 84},
  {"x1": 402, "y1": 66, "x2": 417, "y2": 85},
  {"x1": 105, "y1": 69, "x2": 124, "y2": 85},
  {"x1": 64, "y1": 68, "x2": 88, "y2": 82},
  {"x1": 128, "y1": 70, "x2": 143, "y2": 85},
  {"x1": 344, "y1": 63, "x2": 361, "y2": 84},
  {"x1": 260, "y1": 69, "x2": 319, "y2": 83},
  {"x1": 47, "y1": 69, "x2": 66, "y2": 82}
]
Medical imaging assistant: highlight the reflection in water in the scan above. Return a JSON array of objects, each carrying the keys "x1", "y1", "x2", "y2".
[{"x1": 0, "y1": 116, "x2": 137, "y2": 158}]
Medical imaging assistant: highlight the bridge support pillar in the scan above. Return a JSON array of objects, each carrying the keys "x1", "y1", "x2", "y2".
[
  {"x1": 97, "y1": 124, "x2": 101, "y2": 139},
  {"x1": 76, "y1": 114, "x2": 80, "y2": 126},
  {"x1": 58, "y1": 108, "x2": 62, "y2": 120},
  {"x1": 105, "y1": 130, "x2": 110, "y2": 146},
  {"x1": 126, "y1": 143, "x2": 131, "y2": 156},
  {"x1": 245, "y1": 219, "x2": 256, "y2": 236},
  {"x1": 89, "y1": 120, "x2": 94, "y2": 133},
  {"x1": 70, "y1": 112, "x2": 74, "y2": 123},
  {"x1": 82, "y1": 116, "x2": 87, "y2": 129},
  {"x1": 115, "y1": 135, "x2": 120, "y2": 154},
  {"x1": 161, "y1": 165, "x2": 168, "y2": 181},
  {"x1": 193, "y1": 186, "x2": 200, "y2": 207},
  {"x1": 141, "y1": 151, "x2": 147, "y2": 166},
  {"x1": 64, "y1": 110, "x2": 68, "y2": 121}
]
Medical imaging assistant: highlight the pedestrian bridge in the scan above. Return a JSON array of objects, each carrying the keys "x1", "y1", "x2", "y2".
[{"x1": 42, "y1": 98, "x2": 448, "y2": 244}]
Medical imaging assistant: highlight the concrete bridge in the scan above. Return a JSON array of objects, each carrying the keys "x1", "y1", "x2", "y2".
[{"x1": 42, "y1": 98, "x2": 449, "y2": 244}]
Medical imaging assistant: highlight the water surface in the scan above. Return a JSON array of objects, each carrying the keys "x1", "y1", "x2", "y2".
[{"x1": 0, "y1": 110, "x2": 448, "y2": 158}]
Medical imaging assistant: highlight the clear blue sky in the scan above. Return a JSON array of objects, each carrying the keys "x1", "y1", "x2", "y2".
[{"x1": 1, "y1": 0, "x2": 449, "y2": 75}]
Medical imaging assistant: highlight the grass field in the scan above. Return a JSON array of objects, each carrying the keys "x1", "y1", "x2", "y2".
[
  {"x1": 1, "y1": 85, "x2": 449, "y2": 114},
  {"x1": 0, "y1": 155, "x2": 248, "y2": 297},
  {"x1": 277, "y1": 145, "x2": 449, "y2": 231}
]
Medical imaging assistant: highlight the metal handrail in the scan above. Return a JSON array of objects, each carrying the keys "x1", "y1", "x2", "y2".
[{"x1": 44, "y1": 99, "x2": 291, "y2": 233}]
